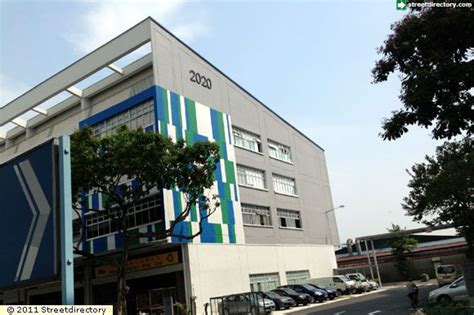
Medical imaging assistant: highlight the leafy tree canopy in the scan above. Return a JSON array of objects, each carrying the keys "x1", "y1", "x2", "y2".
[
  {"x1": 373, "y1": 4, "x2": 473, "y2": 140},
  {"x1": 403, "y1": 138, "x2": 473, "y2": 255},
  {"x1": 387, "y1": 224, "x2": 418, "y2": 278}
]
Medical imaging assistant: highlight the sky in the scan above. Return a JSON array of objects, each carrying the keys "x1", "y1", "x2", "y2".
[{"x1": 0, "y1": 0, "x2": 452, "y2": 242}]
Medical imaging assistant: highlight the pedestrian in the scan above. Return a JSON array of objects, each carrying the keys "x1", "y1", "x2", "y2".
[{"x1": 406, "y1": 278, "x2": 419, "y2": 309}]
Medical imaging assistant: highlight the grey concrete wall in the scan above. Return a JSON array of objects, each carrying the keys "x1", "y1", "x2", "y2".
[{"x1": 149, "y1": 23, "x2": 339, "y2": 246}]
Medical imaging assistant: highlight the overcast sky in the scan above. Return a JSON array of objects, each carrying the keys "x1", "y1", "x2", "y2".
[{"x1": 0, "y1": 0, "x2": 452, "y2": 242}]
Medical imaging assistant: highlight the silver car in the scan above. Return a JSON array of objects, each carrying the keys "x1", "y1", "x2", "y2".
[{"x1": 428, "y1": 276, "x2": 468, "y2": 304}]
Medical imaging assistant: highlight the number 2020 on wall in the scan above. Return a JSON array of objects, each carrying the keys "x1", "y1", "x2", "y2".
[{"x1": 189, "y1": 70, "x2": 212, "y2": 90}]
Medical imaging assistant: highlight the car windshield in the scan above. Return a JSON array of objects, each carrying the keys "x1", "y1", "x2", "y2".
[
  {"x1": 339, "y1": 275, "x2": 350, "y2": 281},
  {"x1": 281, "y1": 288, "x2": 298, "y2": 295},
  {"x1": 300, "y1": 284, "x2": 317, "y2": 291},
  {"x1": 358, "y1": 274, "x2": 367, "y2": 280},
  {"x1": 348, "y1": 275, "x2": 359, "y2": 281},
  {"x1": 452, "y1": 276, "x2": 464, "y2": 286},
  {"x1": 264, "y1": 292, "x2": 280, "y2": 299},
  {"x1": 437, "y1": 266, "x2": 455, "y2": 274}
]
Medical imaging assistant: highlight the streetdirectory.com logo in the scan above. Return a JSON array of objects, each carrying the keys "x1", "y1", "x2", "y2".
[{"x1": 396, "y1": 0, "x2": 408, "y2": 10}]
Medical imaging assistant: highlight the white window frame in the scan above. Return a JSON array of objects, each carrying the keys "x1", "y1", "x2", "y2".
[
  {"x1": 241, "y1": 204, "x2": 272, "y2": 227},
  {"x1": 237, "y1": 165, "x2": 266, "y2": 190},
  {"x1": 277, "y1": 209, "x2": 302, "y2": 229},
  {"x1": 268, "y1": 140, "x2": 292, "y2": 163},
  {"x1": 233, "y1": 127, "x2": 262, "y2": 153},
  {"x1": 92, "y1": 100, "x2": 154, "y2": 138},
  {"x1": 272, "y1": 174, "x2": 297, "y2": 196},
  {"x1": 250, "y1": 273, "x2": 280, "y2": 292},
  {"x1": 286, "y1": 270, "x2": 310, "y2": 284}
]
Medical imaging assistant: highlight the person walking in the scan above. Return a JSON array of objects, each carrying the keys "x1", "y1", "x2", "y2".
[{"x1": 406, "y1": 278, "x2": 419, "y2": 309}]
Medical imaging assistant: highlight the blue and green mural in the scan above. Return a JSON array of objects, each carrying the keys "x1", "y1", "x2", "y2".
[{"x1": 79, "y1": 85, "x2": 244, "y2": 254}]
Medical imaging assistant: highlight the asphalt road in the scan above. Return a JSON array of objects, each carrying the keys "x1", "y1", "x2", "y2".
[{"x1": 287, "y1": 283, "x2": 437, "y2": 315}]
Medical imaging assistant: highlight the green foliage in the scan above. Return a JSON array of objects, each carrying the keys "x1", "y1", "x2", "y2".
[
  {"x1": 403, "y1": 138, "x2": 474, "y2": 256},
  {"x1": 387, "y1": 224, "x2": 417, "y2": 278},
  {"x1": 372, "y1": 4, "x2": 473, "y2": 140},
  {"x1": 71, "y1": 125, "x2": 220, "y2": 210}
]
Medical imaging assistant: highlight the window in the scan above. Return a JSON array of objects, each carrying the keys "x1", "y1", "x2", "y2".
[
  {"x1": 92, "y1": 100, "x2": 154, "y2": 137},
  {"x1": 237, "y1": 165, "x2": 266, "y2": 189},
  {"x1": 242, "y1": 204, "x2": 272, "y2": 226},
  {"x1": 277, "y1": 209, "x2": 302, "y2": 229},
  {"x1": 268, "y1": 140, "x2": 292, "y2": 163},
  {"x1": 272, "y1": 174, "x2": 297, "y2": 196},
  {"x1": 250, "y1": 273, "x2": 280, "y2": 292},
  {"x1": 286, "y1": 270, "x2": 310, "y2": 285},
  {"x1": 233, "y1": 127, "x2": 262, "y2": 153},
  {"x1": 86, "y1": 194, "x2": 162, "y2": 239}
]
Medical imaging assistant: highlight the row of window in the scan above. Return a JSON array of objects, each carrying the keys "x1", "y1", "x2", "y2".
[
  {"x1": 241, "y1": 204, "x2": 302, "y2": 229},
  {"x1": 249, "y1": 270, "x2": 310, "y2": 292},
  {"x1": 86, "y1": 194, "x2": 162, "y2": 239},
  {"x1": 237, "y1": 165, "x2": 297, "y2": 196},
  {"x1": 233, "y1": 127, "x2": 293, "y2": 163}
]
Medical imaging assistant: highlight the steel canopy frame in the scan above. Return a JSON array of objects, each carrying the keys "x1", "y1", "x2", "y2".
[{"x1": 0, "y1": 18, "x2": 152, "y2": 127}]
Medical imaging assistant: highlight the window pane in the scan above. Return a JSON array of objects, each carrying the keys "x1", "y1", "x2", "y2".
[
  {"x1": 268, "y1": 141, "x2": 292, "y2": 162},
  {"x1": 273, "y1": 174, "x2": 297, "y2": 195},
  {"x1": 233, "y1": 128, "x2": 261, "y2": 152},
  {"x1": 237, "y1": 165, "x2": 266, "y2": 189}
]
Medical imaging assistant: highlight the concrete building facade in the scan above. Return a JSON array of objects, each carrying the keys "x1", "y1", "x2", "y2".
[{"x1": 0, "y1": 18, "x2": 339, "y2": 313}]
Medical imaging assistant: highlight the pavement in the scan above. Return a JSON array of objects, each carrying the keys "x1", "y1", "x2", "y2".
[{"x1": 273, "y1": 281, "x2": 437, "y2": 315}]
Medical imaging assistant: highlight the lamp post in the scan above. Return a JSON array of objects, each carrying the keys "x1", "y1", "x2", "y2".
[{"x1": 325, "y1": 205, "x2": 344, "y2": 245}]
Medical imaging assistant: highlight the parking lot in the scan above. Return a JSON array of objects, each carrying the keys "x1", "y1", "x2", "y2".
[{"x1": 276, "y1": 281, "x2": 438, "y2": 315}]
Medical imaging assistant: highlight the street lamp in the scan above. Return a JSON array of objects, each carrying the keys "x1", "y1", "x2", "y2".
[
  {"x1": 325, "y1": 204, "x2": 344, "y2": 245},
  {"x1": 325, "y1": 204, "x2": 345, "y2": 214}
]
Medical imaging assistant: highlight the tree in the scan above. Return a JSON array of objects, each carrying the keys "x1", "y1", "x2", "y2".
[
  {"x1": 403, "y1": 138, "x2": 474, "y2": 256},
  {"x1": 71, "y1": 126, "x2": 220, "y2": 315},
  {"x1": 387, "y1": 224, "x2": 418, "y2": 279},
  {"x1": 372, "y1": 4, "x2": 473, "y2": 141}
]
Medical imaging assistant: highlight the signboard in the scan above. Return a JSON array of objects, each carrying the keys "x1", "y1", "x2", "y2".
[
  {"x1": 95, "y1": 251, "x2": 179, "y2": 278},
  {"x1": 0, "y1": 140, "x2": 58, "y2": 289}
]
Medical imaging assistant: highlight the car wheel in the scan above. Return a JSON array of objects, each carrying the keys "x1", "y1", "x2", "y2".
[
  {"x1": 336, "y1": 290, "x2": 342, "y2": 297},
  {"x1": 438, "y1": 295, "x2": 452, "y2": 304},
  {"x1": 310, "y1": 296, "x2": 316, "y2": 303}
]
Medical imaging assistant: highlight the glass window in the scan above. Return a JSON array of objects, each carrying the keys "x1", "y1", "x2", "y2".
[
  {"x1": 237, "y1": 165, "x2": 266, "y2": 189},
  {"x1": 272, "y1": 174, "x2": 297, "y2": 196},
  {"x1": 286, "y1": 270, "x2": 310, "y2": 285},
  {"x1": 233, "y1": 127, "x2": 262, "y2": 153},
  {"x1": 85, "y1": 194, "x2": 162, "y2": 240},
  {"x1": 91, "y1": 100, "x2": 155, "y2": 138},
  {"x1": 268, "y1": 140, "x2": 292, "y2": 163},
  {"x1": 241, "y1": 204, "x2": 272, "y2": 226},
  {"x1": 277, "y1": 209, "x2": 302, "y2": 229},
  {"x1": 250, "y1": 273, "x2": 280, "y2": 292}
]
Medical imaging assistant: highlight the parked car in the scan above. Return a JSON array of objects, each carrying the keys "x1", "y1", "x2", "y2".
[
  {"x1": 220, "y1": 293, "x2": 275, "y2": 314},
  {"x1": 258, "y1": 291, "x2": 295, "y2": 310},
  {"x1": 305, "y1": 283, "x2": 337, "y2": 300},
  {"x1": 279, "y1": 284, "x2": 327, "y2": 303},
  {"x1": 346, "y1": 273, "x2": 370, "y2": 292},
  {"x1": 436, "y1": 264, "x2": 458, "y2": 286},
  {"x1": 429, "y1": 276, "x2": 468, "y2": 304},
  {"x1": 309, "y1": 276, "x2": 355, "y2": 295},
  {"x1": 367, "y1": 280, "x2": 379, "y2": 290},
  {"x1": 271, "y1": 288, "x2": 311, "y2": 306}
]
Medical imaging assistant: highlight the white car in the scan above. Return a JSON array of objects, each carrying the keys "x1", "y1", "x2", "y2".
[{"x1": 428, "y1": 276, "x2": 468, "y2": 304}]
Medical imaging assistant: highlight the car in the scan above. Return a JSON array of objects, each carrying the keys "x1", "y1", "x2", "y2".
[
  {"x1": 367, "y1": 280, "x2": 379, "y2": 290},
  {"x1": 279, "y1": 284, "x2": 327, "y2": 303},
  {"x1": 436, "y1": 264, "x2": 458, "y2": 286},
  {"x1": 308, "y1": 276, "x2": 355, "y2": 295},
  {"x1": 271, "y1": 288, "x2": 311, "y2": 306},
  {"x1": 428, "y1": 276, "x2": 468, "y2": 304},
  {"x1": 346, "y1": 273, "x2": 370, "y2": 293},
  {"x1": 220, "y1": 293, "x2": 276, "y2": 314},
  {"x1": 259, "y1": 291, "x2": 295, "y2": 310},
  {"x1": 305, "y1": 283, "x2": 337, "y2": 300}
]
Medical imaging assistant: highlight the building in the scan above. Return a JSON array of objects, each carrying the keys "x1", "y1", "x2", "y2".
[
  {"x1": 336, "y1": 234, "x2": 467, "y2": 283},
  {"x1": 0, "y1": 18, "x2": 339, "y2": 312}
]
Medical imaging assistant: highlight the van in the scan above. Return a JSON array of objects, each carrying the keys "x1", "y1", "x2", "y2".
[
  {"x1": 307, "y1": 276, "x2": 355, "y2": 295},
  {"x1": 346, "y1": 273, "x2": 370, "y2": 292},
  {"x1": 436, "y1": 264, "x2": 458, "y2": 286}
]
